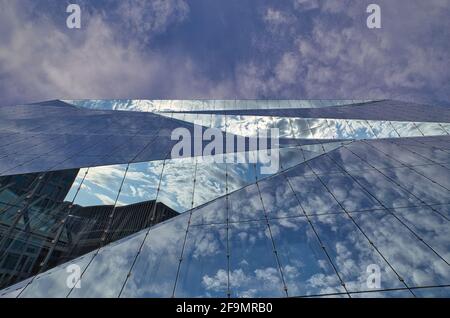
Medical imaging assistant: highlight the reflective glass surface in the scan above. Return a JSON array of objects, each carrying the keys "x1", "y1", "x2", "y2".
[
  {"x1": 1, "y1": 99, "x2": 449, "y2": 298},
  {"x1": 228, "y1": 221, "x2": 285, "y2": 297},
  {"x1": 269, "y1": 217, "x2": 345, "y2": 296},
  {"x1": 310, "y1": 213, "x2": 404, "y2": 292},
  {"x1": 120, "y1": 213, "x2": 189, "y2": 297},
  {"x1": 352, "y1": 210, "x2": 450, "y2": 287},
  {"x1": 174, "y1": 224, "x2": 228, "y2": 297}
]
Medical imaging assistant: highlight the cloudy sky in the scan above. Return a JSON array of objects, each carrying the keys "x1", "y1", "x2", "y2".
[{"x1": 0, "y1": 0, "x2": 449, "y2": 106}]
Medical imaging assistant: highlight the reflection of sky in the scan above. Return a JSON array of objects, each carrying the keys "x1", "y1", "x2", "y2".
[
  {"x1": 14, "y1": 136, "x2": 450, "y2": 297},
  {"x1": 9, "y1": 118, "x2": 449, "y2": 298},
  {"x1": 116, "y1": 161, "x2": 163, "y2": 206},
  {"x1": 68, "y1": 100, "x2": 450, "y2": 141},
  {"x1": 352, "y1": 211, "x2": 450, "y2": 287},
  {"x1": 73, "y1": 164, "x2": 127, "y2": 207}
]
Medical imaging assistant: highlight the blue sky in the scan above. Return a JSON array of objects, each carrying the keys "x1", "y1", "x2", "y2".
[{"x1": 0, "y1": 0, "x2": 449, "y2": 106}]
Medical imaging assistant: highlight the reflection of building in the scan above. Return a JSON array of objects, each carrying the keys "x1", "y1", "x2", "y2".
[
  {"x1": 59, "y1": 200, "x2": 178, "y2": 264},
  {"x1": 0, "y1": 169, "x2": 178, "y2": 289},
  {"x1": 0, "y1": 99, "x2": 450, "y2": 298},
  {"x1": 0, "y1": 170, "x2": 79, "y2": 288}
]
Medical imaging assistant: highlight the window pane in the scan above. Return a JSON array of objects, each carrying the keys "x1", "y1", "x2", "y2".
[
  {"x1": 352, "y1": 210, "x2": 450, "y2": 287},
  {"x1": 392, "y1": 206, "x2": 450, "y2": 263},
  {"x1": 120, "y1": 213, "x2": 189, "y2": 297},
  {"x1": 269, "y1": 217, "x2": 345, "y2": 296},
  {"x1": 258, "y1": 175, "x2": 303, "y2": 219},
  {"x1": 348, "y1": 169, "x2": 422, "y2": 208},
  {"x1": 228, "y1": 221, "x2": 285, "y2": 297},
  {"x1": 174, "y1": 224, "x2": 227, "y2": 297},
  {"x1": 228, "y1": 184, "x2": 265, "y2": 222},
  {"x1": 68, "y1": 230, "x2": 146, "y2": 297},
  {"x1": 19, "y1": 251, "x2": 95, "y2": 298},
  {"x1": 287, "y1": 175, "x2": 345, "y2": 215},
  {"x1": 310, "y1": 213, "x2": 403, "y2": 292},
  {"x1": 320, "y1": 173, "x2": 383, "y2": 212}
]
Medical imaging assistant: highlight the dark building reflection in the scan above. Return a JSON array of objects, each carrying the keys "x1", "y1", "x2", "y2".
[{"x1": 0, "y1": 170, "x2": 178, "y2": 289}]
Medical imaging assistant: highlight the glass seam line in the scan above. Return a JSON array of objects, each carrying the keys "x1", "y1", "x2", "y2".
[
  {"x1": 343, "y1": 143, "x2": 450, "y2": 223},
  {"x1": 171, "y1": 157, "x2": 198, "y2": 298},
  {"x1": 337, "y1": 147, "x2": 450, "y2": 265},
  {"x1": 66, "y1": 163, "x2": 130, "y2": 297},
  {"x1": 118, "y1": 150, "x2": 171, "y2": 298},
  {"x1": 16, "y1": 168, "x2": 90, "y2": 297},
  {"x1": 287, "y1": 148, "x2": 351, "y2": 296},
  {"x1": 304, "y1": 158, "x2": 415, "y2": 296},
  {"x1": 255, "y1": 182, "x2": 289, "y2": 297},
  {"x1": 364, "y1": 139, "x2": 450, "y2": 191}
]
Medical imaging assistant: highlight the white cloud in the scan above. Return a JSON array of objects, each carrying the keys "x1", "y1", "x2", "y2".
[
  {"x1": 238, "y1": 0, "x2": 450, "y2": 103},
  {"x1": 0, "y1": 0, "x2": 233, "y2": 105},
  {"x1": 117, "y1": 0, "x2": 189, "y2": 43}
]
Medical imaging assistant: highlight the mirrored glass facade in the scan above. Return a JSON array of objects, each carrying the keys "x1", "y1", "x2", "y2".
[{"x1": 0, "y1": 99, "x2": 449, "y2": 298}]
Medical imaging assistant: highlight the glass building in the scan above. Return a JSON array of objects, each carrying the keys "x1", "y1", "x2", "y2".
[{"x1": 0, "y1": 99, "x2": 449, "y2": 298}]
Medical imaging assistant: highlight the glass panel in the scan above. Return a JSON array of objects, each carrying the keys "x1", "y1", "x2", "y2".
[
  {"x1": 72, "y1": 164, "x2": 127, "y2": 207},
  {"x1": 439, "y1": 123, "x2": 450, "y2": 134},
  {"x1": 344, "y1": 120, "x2": 377, "y2": 139},
  {"x1": 310, "y1": 122, "x2": 337, "y2": 139},
  {"x1": 190, "y1": 196, "x2": 227, "y2": 226},
  {"x1": 225, "y1": 115, "x2": 259, "y2": 137},
  {"x1": 269, "y1": 217, "x2": 345, "y2": 296},
  {"x1": 279, "y1": 147, "x2": 305, "y2": 170},
  {"x1": 348, "y1": 169, "x2": 422, "y2": 208},
  {"x1": 415, "y1": 122, "x2": 447, "y2": 136},
  {"x1": 120, "y1": 212, "x2": 189, "y2": 297},
  {"x1": 392, "y1": 206, "x2": 450, "y2": 263},
  {"x1": 226, "y1": 161, "x2": 256, "y2": 194},
  {"x1": 228, "y1": 184, "x2": 265, "y2": 222},
  {"x1": 378, "y1": 167, "x2": 450, "y2": 205},
  {"x1": 68, "y1": 230, "x2": 147, "y2": 297},
  {"x1": 193, "y1": 161, "x2": 227, "y2": 208},
  {"x1": 431, "y1": 203, "x2": 450, "y2": 219},
  {"x1": 0, "y1": 276, "x2": 33, "y2": 298},
  {"x1": 290, "y1": 118, "x2": 310, "y2": 137},
  {"x1": 0, "y1": 169, "x2": 85, "y2": 288},
  {"x1": 310, "y1": 213, "x2": 404, "y2": 292},
  {"x1": 115, "y1": 161, "x2": 163, "y2": 207},
  {"x1": 368, "y1": 140, "x2": 432, "y2": 166},
  {"x1": 19, "y1": 251, "x2": 96, "y2": 297},
  {"x1": 228, "y1": 221, "x2": 285, "y2": 297},
  {"x1": 327, "y1": 147, "x2": 373, "y2": 172},
  {"x1": 174, "y1": 224, "x2": 227, "y2": 297},
  {"x1": 327, "y1": 119, "x2": 354, "y2": 139},
  {"x1": 287, "y1": 175, "x2": 345, "y2": 215},
  {"x1": 258, "y1": 174, "x2": 303, "y2": 218},
  {"x1": 320, "y1": 173, "x2": 383, "y2": 212},
  {"x1": 210, "y1": 115, "x2": 226, "y2": 131},
  {"x1": 157, "y1": 157, "x2": 195, "y2": 213},
  {"x1": 390, "y1": 122, "x2": 422, "y2": 137},
  {"x1": 306, "y1": 155, "x2": 343, "y2": 175},
  {"x1": 344, "y1": 142, "x2": 401, "y2": 169},
  {"x1": 396, "y1": 144, "x2": 450, "y2": 164},
  {"x1": 366, "y1": 121, "x2": 398, "y2": 138},
  {"x1": 352, "y1": 210, "x2": 450, "y2": 287}
]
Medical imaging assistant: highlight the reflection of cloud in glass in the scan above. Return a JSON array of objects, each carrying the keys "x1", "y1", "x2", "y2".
[{"x1": 74, "y1": 164, "x2": 127, "y2": 207}]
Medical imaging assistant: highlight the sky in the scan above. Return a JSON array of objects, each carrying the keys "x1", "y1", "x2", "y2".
[{"x1": 0, "y1": 0, "x2": 449, "y2": 106}]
